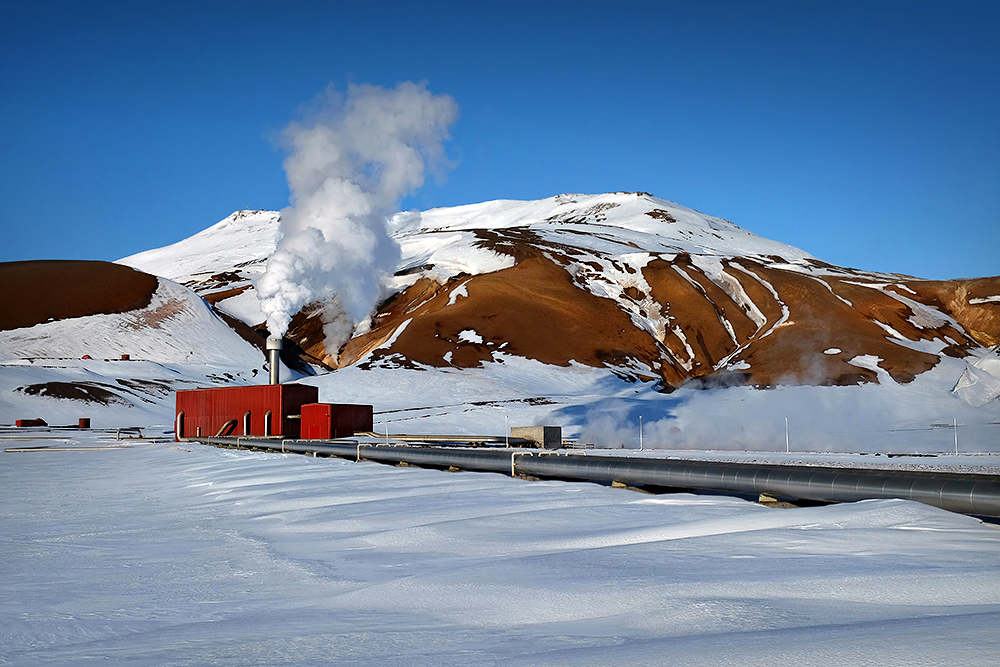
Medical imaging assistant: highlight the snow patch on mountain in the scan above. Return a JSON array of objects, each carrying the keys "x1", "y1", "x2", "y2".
[
  {"x1": 119, "y1": 210, "x2": 281, "y2": 326},
  {"x1": 120, "y1": 210, "x2": 280, "y2": 284}
]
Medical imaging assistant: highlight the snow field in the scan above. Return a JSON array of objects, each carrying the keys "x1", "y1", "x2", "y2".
[{"x1": 2, "y1": 433, "x2": 1000, "y2": 665}]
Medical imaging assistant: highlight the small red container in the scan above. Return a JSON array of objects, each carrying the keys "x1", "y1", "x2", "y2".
[{"x1": 301, "y1": 403, "x2": 374, "y2": 439}]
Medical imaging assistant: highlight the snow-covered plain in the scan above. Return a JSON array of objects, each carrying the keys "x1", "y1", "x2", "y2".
[{"x1": 3, "y1": 431, "x2": 1000, "y2": 666}]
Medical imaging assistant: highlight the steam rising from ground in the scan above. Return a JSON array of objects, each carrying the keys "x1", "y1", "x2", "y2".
[
  {"x1": 573, "y1": 364, "x2": 1000, "y2": 453},
  {"x1": 256, "y1": 82, "x2": 458, "y2": 356}
]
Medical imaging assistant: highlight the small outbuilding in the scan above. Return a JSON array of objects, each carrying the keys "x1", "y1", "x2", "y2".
[
  {"x1": 301, "y1": 403, "x2": 374, "y2": 439},
  {"x1": 510, "y1": 426, "x2": 562, "y2": 449}
]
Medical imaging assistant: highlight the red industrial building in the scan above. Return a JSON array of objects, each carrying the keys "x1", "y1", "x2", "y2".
[{"x1": 174, "y1": 384, "x2": 373, "y2": 441}]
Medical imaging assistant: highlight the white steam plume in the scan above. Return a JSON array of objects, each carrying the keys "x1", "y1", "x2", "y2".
[{"x1": 256, "y1": 81, "x2": 458, "y2": 355}]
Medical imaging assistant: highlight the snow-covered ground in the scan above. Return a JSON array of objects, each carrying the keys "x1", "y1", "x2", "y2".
[
  {"x1": 2, "y1": 431, "x2": 999, "y2": 666},
  {"x1": 3, "y1": 349, "x2": 998, "y2": 455},
  {"x1": 302, "y1": 353, "x2": 1000, "y2": 455}
]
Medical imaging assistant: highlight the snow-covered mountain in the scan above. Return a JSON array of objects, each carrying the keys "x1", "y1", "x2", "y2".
[
  {"x1": 3, "y1": 193, "x2": 999, "y2": 446},
  {"x1": 122, "y1": 191, "x2": 1000, "y2": 393}
]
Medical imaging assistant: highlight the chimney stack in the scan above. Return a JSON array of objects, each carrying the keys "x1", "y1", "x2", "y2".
[{"x1": 266, "y1": 336, "x2": 282, "y2": 385}]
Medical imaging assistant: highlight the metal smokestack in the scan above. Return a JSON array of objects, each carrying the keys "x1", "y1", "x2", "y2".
[{"x1": 266, "y1": 336, "x2": 283, "y2": 385}]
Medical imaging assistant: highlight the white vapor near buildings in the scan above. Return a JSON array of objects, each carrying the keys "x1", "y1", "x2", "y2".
[{"x1": 256, "y1": 81, "x2": 458, "y2": 357}]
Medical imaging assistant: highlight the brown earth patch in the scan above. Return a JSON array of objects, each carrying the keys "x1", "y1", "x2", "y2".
[
  {"x1": 15, "y1": 381, "x2": 130, "y2": 405},
  {"x1": 724, "y1": 259, "x2": 786, "y2": 328},
  {"x1": 202, "y1": 285, "x2": 252, "y2": 304},
  {"x1": 284, "y1": 302, "x2": 327, "y2": 361},
  {"x1": 823, "y1": 278, "x2": 978, "y2": 353},
  {"x1": 645, "y1": 209, "x2": 677, "y2": 222},
  {"x1": 894, "y1": 276, "x2": 1000, "y2": 348},
  {"x1": 623, "y1": 286, "x2": 645, "y2": 301},
  {"x1": 336, "y1": 257, "x2": 683, "y2": 386},
  {"x1": 731, "y1": 266, "x2": 940, "y2": 386},
  {"x1": 641, "y1": 258, "x2": 749, "y2": 374},
  {"x1": 0, "y1": 260, "x2": 158, "y2": 331},
  {"x1": 673, "y1": 257, "x2": 759, "y2": 343},
  {"x1": 473, "y1": 227, "x2": 588, "y2": 265}
]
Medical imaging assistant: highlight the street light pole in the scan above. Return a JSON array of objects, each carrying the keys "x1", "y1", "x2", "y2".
[{"x1": 639, "y1": 415, "x2": 643, "y2": 451}]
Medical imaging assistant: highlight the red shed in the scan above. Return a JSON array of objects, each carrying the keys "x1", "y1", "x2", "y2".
[
  {"x1": 301, "y1": 403, "x2": 374, "y2": 439},
  {"x1": 175, "y1": 384, "x2": 318, "y2": 441}
]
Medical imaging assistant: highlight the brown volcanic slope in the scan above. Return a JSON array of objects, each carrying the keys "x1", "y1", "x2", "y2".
[
  {"x1": 134, "y1": 193, "x2": 997, "y2": 392},
  {"x1": 285, "y1": 244, "x2": 1000, "y2": 393},
  {"x1": 0, "y1": 260, "x2": 159, "y2": 331},
  {"x1": 345, "y1": 257, "x2": 683, "y2": 383}
]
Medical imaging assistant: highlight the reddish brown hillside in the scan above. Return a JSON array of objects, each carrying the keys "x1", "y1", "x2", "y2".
[
  {"x1": 0, "y1": 260, "x2": 158, "y2": 331},
  {"x1": 136, "y1": 193, "x2": 997, "y2": 392},
  {"x1": 895, "y1": 277, "x2": 1000, "y2": 348},
  {"x1": 280, "y1": 253, "x2": 999, "y2": 392}
]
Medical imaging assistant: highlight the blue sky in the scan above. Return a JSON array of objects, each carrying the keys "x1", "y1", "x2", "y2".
[{"x1": 1, "y1": 0, "x2": 997, "y2": 279}]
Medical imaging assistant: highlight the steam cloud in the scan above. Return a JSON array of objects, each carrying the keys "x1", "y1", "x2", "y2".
[
  {"x1": 256, "y1": 81, "x2": 458, "y2": 357},
  {"x1": 573, "y1": 380, "x2": 999, "y2": 453}
]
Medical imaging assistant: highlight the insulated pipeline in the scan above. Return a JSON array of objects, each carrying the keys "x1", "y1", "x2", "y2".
[
  {"x1": 514, "y1": 456, "x2": 1000, "y2": 517},
  {"x1": 196, "y1": 437, "x2": 1000, "y2": 518}
]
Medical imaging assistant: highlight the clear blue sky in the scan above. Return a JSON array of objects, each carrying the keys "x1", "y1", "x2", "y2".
[{"x1": 2, "y1": 0, "x2": 997, "y2": 279}]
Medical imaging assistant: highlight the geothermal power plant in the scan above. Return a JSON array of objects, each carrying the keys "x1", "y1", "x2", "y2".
[
  {"x1": 174, "y1": 337, "x2": 374, "y2": 440},
  {"x1": 169, "y1": 342, "x2": 1000, "y2": 522}
]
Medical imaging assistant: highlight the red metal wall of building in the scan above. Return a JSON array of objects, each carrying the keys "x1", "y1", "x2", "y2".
[
  {"x1": 300, "y1": 403, "x2": 374, "y2": 439},
  {"x1": 175, "y1": 384, "x2": 318, "y2": 440}
]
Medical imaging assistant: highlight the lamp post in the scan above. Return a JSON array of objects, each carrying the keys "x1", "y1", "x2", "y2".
[
  {"x1": 505, "y1": 414, "x2": 509, "y2": 448},
  {"x1": 639, "y1": 415, "x2": 643, "y2": 451},
  {"x1": 954, "y1": 417, "x2": 958, "y2": 455}
]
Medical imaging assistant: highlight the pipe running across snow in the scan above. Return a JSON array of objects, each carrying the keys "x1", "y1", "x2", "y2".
[{"x1": 195, "y1": 437, "x2": 1000, "y2": 519}]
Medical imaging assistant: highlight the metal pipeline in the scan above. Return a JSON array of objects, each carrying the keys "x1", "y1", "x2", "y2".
[
  {"x1": 195, "y1": 437, "x2": 1000, "y2": 518},
  {"x1": 514, "y1": 456, "x2": 1000, "y2": 518},
  {"x1": 266, "y1": 336, "x2": 282, "y2": 385}
]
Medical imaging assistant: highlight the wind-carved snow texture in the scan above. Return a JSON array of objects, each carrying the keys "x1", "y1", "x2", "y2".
[
  {"x1": 4, "y1": 436, "x2": 1000, "y2": 666},
  {"x1": 255, "y1": 82, "x2": 458, "y2": 355}
]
